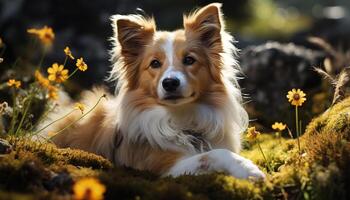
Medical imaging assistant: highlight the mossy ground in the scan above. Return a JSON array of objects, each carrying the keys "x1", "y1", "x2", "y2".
[{"x1": 1, "y1": 98, "x2": 350, "y2": 200}]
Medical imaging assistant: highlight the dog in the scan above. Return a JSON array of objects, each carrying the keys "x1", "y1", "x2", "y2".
[{"x1": 43, "y1": 3, "x2": 265, "y2": 180}]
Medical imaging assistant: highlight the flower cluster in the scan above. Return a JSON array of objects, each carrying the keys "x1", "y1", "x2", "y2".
[
  {"x1": 25, "y1": 28, "x2": 89, "y2": 101},
  {"x1": 0, "y1": 26, "x2": 92, "y2": 136}
]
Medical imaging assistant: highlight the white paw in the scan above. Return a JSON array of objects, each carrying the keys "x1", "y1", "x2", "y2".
[
  {"x1": 209, "y1": 149, "x2": 266, "y2": 180},
  {"x1": 237, "y1": 159, "x2": 266, "y2": 180},
  {"x1": 164, "y1": 149, "x2": 266, "y2": 180}
]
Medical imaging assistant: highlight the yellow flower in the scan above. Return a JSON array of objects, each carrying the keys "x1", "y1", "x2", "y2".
[
  {"x1": 47, "y1": 63, "x2": 69, "y2": 83},
  {"x1": 35, "y1": 70, "x2": 59, "y2": 100},
  {"x1": 287, "y1": 88, "x2": 306, "y2": 107},
  {"x1": 35, "y1": 70, "x2": 50, "y2": 88},
  {"x1": 272, "y1": 122, "x2": 286, "y2": 131},
  {"x1": 7, "y1": 79, "x2": 21, "y2": 88},
  {"x1": 246, "y1": 126, "x2": 260, "y2": 140},
  {"x1": 64, "y1": 46, "x2": 75, "y2": 60},
  {"x1": 75, "y1": 103, "x2": 85, "y2": 114},
  {"x1": 73, "y1": 177, "x2": 106, "y2": 200},
  {"x1": 76, "y1": 58, "x2": 88, "y2": 71},
  {"x1": 27, "y1": 26, "x2": 55, "y2": 45},
  {"x1": 47, "y1": 85, "x2": 59, "y2": 100}
]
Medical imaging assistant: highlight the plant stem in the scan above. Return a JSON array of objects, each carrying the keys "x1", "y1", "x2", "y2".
[
  {"x1": 31, "y1": 37, "x2": 38, "y2": 50},
  {"x1": 295, "y1": 106, "x2": 301, "y2": 155},
  {"x1": 32, "y1": 109, "x2": 77, "y2": 136},
  {"x1": 30, "y1": 103, "x2": 58, "y2": 133},
  {"x1": 28, "y1": 133, "x2": 53, "y2": 143},
  {"x1": 8, "y1": 90, "x2": 18, "y2": 135},
  {"x1": 286, "y1": 126, "x2": 294, "y2": 139},
  {"x1": 14, "y1": 93, "x2": 33, "y2": 135},
  {"x1": 37, "y1": 47, "x2": 47, "y2": 69},
  {"x1": 63, "y1": 56, "x2": 68, "y2": 66},
  {"x1": 67, "y1": 68, "x2": 79, "y2": 79},
  {"x1": 299, "y1": 120, "x2": 302, "y2": 138},
  {"x1": 257, "y1": 142, "x2": 272, "y2": 172},
  {"x1": 50, "y1": 94, "x2": 106, "y2": 139}
]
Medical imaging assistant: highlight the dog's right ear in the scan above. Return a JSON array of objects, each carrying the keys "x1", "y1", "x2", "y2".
[
  {"x1": 111, "y1": 15, "x2": 155, "y2": 58},
  {"x1": 183, "y1": 3, "x2": 223, "y2": 49}
]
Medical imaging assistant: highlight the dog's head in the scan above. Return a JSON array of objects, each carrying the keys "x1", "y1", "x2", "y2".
[{"x1": 110, "y1": 3, "x2": 240, "y2": 107}]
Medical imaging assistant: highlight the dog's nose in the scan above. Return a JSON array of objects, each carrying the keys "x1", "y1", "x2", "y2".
[{"x1": 162, "y1": 78, "x2": 180, "y2": 92}]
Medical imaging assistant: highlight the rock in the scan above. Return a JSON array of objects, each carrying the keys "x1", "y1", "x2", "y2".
[
  {"x1": 240, "y1": 42, "x2": 326, "y2": 128},
  {"x1": 0, "y1": 138, "x2": 12, "y2": 154}
]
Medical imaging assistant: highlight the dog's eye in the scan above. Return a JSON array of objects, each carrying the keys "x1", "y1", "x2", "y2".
[
  {"x1": 183, "y1": 56, "x2": 196, "y2": 65},
  {"x1": 150, "y1": 59, "x2": 161, "y2": 68}
]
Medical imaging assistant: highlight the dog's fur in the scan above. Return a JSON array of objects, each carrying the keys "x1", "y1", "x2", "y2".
[{"x1": 41, "y1": 3, "x2": 265, "y2": 179}]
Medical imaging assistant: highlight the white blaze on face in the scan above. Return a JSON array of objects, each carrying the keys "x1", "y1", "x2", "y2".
[{"x1": 157, "y1": 32, "x2": 191, "y2": 100}]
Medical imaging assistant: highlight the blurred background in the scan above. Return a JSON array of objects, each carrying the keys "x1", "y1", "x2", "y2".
[{"x1": 1, "y1": 0, "x2": 350, "y2": 130}]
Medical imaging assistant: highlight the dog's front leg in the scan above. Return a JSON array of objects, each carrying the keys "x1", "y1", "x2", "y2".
[{"x1": 165, "y1": 149, "x2": 265, "y2": 180}]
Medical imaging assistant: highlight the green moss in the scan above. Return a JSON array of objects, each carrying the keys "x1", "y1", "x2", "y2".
[
  {"x1": 305, "y1": 97, "x2": 350, "y2": 138},
  {"x1": 6, "y1": 137, "x2": 112, "y2": 169},
  {"x1": 1, "y1": 98, "x2": 350, "y2": 199},
  {"x1": 301, "y1": 97, "x2": 350, "y2": 200},
  {"x1": 241, "y1": 134, "x2": 296, "y2": 171}
]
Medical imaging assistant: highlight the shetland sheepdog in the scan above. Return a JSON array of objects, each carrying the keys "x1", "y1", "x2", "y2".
[{"x1": 43, "y1": 3, "x2": 265, "y2": 180}]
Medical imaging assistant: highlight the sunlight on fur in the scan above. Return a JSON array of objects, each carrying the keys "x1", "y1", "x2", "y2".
[{"x1": 39, "y1": 3, "x2": 264, "y2": 180}]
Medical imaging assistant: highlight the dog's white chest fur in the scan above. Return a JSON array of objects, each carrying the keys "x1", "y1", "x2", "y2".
[{"x1": 118, "y1": 94, "x2": 244, "y2": 154}]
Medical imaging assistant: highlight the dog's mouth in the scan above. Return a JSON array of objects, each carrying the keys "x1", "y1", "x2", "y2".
[
  {"x1": 161, "y1": 92, "x2": 196, "y2": 105},
  {"x1": 164, "y1": 92, "x2": 195, "y2": 100},
  {"x1": 164, "y1": 95, "x2": 184, "y2": 100}
]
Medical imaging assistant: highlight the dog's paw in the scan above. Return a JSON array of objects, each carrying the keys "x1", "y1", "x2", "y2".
[
  {"x1": 164, "y1": 149, "x2": 266, "y2": 180},
  {"x1": 209, "y1": 149, "x2": 266, "y2": 180},
  {"x1": 238, "y1": 159, "x2": 266, "y2": 180},
  {"x1": 227, "y1": 156, "x2": 266, "y2": 180}
]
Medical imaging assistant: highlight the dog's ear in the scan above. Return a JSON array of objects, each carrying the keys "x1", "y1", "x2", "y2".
[
  {"x1": 110, "y1": 15, "x2": 155, "y2": 89},
  {"x1": 111, "y1": 15, "x2": 155, "y2": 58},
  {"x1": 184, "y1": 3, "x2": 223, "y2": 49}
]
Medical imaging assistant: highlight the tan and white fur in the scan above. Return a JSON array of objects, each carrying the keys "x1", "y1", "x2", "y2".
[{"x1": 41, "y1": 3, "x2": 265, "y2": 180}]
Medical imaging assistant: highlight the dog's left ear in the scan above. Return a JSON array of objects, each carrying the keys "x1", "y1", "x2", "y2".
[
  {"x1": 111, "y1": 15, "x2": 156, "y2": 59},
  {"x1": 184, "y1": 3, "x2": 223, "y2": 48}
]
